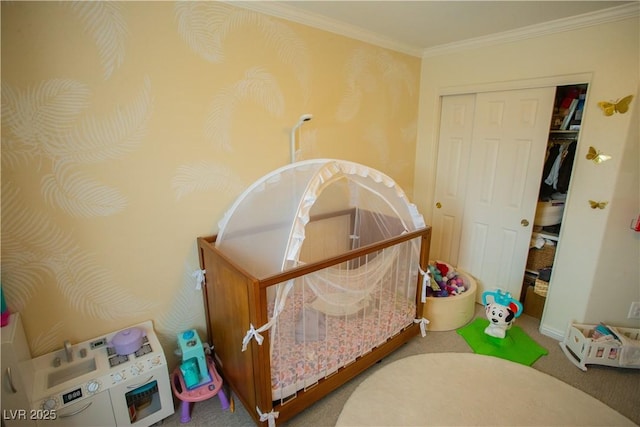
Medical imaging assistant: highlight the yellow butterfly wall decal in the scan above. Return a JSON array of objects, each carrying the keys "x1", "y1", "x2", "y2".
[
  {"x1": 598, "y1": 95, "x2": 633, "y2": 116},
  {"x1": 586, "y1": 146, "x2": 612, "y2": 164},
  {"x1": 588, "y1": 200, "x2": 608, "y2": 209}
]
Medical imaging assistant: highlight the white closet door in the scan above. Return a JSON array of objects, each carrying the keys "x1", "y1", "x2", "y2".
[
  {"x1": 431, "y1": 94, "x2": 476, "y2": 266},
  {"x1": 457, "y1": 88, "x2": 555, "y2": 301}
]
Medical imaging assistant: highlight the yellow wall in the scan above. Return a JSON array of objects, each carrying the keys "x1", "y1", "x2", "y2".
[{"x1": 1, "y1": 2, "x2": 420, "y2": 358}]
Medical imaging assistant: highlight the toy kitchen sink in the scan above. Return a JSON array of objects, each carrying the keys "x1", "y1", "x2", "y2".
[{"x1": 18, "y1": 321, "x2": 174, "y2": 426}]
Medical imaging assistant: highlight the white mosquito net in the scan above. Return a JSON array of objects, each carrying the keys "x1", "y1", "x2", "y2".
[
  {"x1": 215, "y1": 159, "x2": 427, "y2": 357},
  {"x1": 216, "y1": 159, "x2": 425, "y2": 279}
]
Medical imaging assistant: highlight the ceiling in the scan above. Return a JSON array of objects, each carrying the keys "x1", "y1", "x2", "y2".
[{"x1": 240, "y1": 1, "x2": 638, "y2": 56}]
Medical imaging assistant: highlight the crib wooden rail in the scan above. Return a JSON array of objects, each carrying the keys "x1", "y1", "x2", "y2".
[{"x1": 197, "y1": 225, "x2": 431, "y2": 425}]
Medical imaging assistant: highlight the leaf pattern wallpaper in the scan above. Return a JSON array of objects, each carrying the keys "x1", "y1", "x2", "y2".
[{"x1": 1, "y1": 1, "x2": 419, "y2": 362}]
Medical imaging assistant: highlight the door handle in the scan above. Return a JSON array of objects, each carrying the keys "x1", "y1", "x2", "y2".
[
  {"x1": 436, "y1": 202, "x2": 442, "y2": 209},
  {"x1": 126, "y1": 375, "x2": 154, "y2": 389},
  {"x1": 6, "y1": 367, "x2": 17, "y2": 393},
  {"x1": 59, "y1": 401, "x2": 92, "y2": 418},
  {"x1": 521, "y1": 219, "x2": 529, "y2": 227}
]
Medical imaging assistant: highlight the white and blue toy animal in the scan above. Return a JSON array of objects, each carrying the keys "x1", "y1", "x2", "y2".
[{"x1": 482, "y1": 289, "x2": 523, "y2": 339}]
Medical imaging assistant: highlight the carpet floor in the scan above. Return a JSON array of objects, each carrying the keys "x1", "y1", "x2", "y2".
[
  {"x1": 160, "y1": 305, "x2": 640, "y2": 426},
  {"x1": 335, "y1": 352, "x2": 636, "y2": 426}
]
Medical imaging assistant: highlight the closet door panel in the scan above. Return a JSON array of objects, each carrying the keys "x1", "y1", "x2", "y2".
[
  {"x1": 506, "y1": 139, "x2": 533, "y2": 207},
  {"x1": 432, "y1": 94, "x2": 475, "y2": 265},
  {"x1": 477, "y1": 138, "x2": 499, "y2": 204},
  {"x1": 457, "y1": 88, "x2": 555, "y2": 301}
]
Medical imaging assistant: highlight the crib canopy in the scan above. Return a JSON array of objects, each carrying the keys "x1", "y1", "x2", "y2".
[{"x1": 216, "y1": 159, "x2": 425, "y2": 278}]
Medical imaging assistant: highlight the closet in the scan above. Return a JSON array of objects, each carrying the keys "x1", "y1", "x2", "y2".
[
  {"x1": 432, "y1": 88, "x2": 557, "y2": 303},
  {"x1": 432, "y1": 84, "x2": 588, "y2": 311},
  {"x1": 522, "y1": 84, "x2": 587, "y2": 318}
]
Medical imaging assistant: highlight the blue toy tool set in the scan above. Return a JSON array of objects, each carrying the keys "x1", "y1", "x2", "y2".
[{"x1": 177, "y1": 329, "x2": 211, "y2": 389}]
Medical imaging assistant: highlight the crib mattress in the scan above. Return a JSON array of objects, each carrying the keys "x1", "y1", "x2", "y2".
[{"x1": 270, "y1": 285, "x2": 416, "y2": 401}]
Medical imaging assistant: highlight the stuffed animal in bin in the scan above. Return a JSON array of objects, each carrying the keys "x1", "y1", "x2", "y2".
[{"x1": 482, "y1": 289, "x2": 523, "y2": 339}]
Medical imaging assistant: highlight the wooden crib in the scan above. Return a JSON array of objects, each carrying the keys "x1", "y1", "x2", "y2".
[{"x1": 197, "y1": 222, "x2": 431, "y2": 425}]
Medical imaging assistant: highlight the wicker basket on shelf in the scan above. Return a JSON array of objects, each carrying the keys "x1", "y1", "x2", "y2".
[
  {"x1": 534, "y1": 278, "x2": 549, "y2": 297},
  {"x1": 526, "y1": 244, "x2": 556, "y2": 271}
]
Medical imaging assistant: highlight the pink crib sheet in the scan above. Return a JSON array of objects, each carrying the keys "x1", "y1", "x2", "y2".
[{"x1": 269, "y1": 285, "x2": 416, "y2": 401}]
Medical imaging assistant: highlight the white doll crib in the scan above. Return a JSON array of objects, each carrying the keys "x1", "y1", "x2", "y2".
[{"x1": 560, "y1": 322, "x2": 640, "y2": 371}]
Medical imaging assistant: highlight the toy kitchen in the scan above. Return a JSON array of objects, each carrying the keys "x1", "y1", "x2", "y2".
[{"x1": 2, "y1": 316, "x2": 174, "y2": 427}]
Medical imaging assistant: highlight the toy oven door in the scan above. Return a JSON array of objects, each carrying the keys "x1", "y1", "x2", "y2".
[{"x1": 109, "y1": 366, "x2": 174, "y2": 426}]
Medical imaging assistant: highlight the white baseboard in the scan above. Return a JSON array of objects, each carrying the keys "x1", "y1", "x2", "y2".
[{"x1": 539, "y1": 324, "x2": 564, "y2": 341}]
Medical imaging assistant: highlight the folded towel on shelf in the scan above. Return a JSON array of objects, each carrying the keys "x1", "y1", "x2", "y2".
[{"x1": 530, "y1": 235, "x2": 546, "y2": 249}]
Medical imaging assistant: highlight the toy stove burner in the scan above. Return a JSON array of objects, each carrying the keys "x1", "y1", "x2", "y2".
[
  {"x1": 135, "y1": 343, "x2": 152, "y2": 358},
  {"x1": 107, "y1": 336, "x2": 152, "y2": 368},
  {"x1": 108, "y1": 354, "x2": 129, "y2": 368}
]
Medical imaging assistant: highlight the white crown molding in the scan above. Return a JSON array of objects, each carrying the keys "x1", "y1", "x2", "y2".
[
  {"x1": 228, "y1": 2, "x2": 639, "y2": 59},
  {"x1": 422, "y1": 2, "x2": 640, "y2": 57},
  {"x1": 225, "y1": 1, "x2": 424, "y2": 57}
]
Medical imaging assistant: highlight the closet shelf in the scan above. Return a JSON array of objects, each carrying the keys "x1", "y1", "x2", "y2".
[
  {"x1": 549, "y1": 130, "x2": 578, "y2": 143},
  {"x1": 550, "y1": 130, "x2": 578, "y2": 134},
  {"x1": 532, "y1": 230, "x2": 559, "y2": 242}
]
